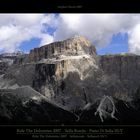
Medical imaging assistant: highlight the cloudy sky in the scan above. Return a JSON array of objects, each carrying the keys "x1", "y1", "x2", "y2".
[{"x1": 0, "y1": 14, "x2": 140, "y2": 55}]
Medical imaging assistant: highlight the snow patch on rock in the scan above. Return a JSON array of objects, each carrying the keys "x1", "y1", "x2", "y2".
[{"x1": 95, "y1": 95, "x2": 118, "y2": 122}]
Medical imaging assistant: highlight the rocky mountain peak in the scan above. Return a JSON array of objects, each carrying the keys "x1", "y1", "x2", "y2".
[
  {"x1": 66, "y1": 35, "x2": 92, "y2": 47},
  {"x1": 28, "y1": 36, "x2": 96, "y2": 63}
]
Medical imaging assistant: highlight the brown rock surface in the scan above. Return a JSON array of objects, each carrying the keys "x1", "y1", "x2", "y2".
[
  {"x1": 99, "y1": 54, "x2": 140, "y2": 98},
  {"x1": 28, "y1": 36, "x2": 97, "y2": 62}
]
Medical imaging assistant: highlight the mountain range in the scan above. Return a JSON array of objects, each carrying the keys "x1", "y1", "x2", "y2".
[{"x1": 0, "y1": 36, "x2": 140, "y2": 125}]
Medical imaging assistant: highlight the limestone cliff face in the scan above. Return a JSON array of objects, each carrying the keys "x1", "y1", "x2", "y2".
[
  {"x1": 31, "y1": 36, "x2": 99, "y2": 111},
  {"x1": 32, "y1": 57, "x2": 100, "y2": 110},
  {"x1": 99, "y1": 54, "x2": 140, "y2": 98},
  {"x1": 0, "y1": 61, "x2": 8, "y2": 75},
  {"x1": 0, "y1": 54, "x2": 17, "y2": 75},
  {"x1": 0, "y1": 36, "x2": 99, "y2": 111},
  {"x1": 28, "y1": 36, "x2": 97, "y2": 62}
]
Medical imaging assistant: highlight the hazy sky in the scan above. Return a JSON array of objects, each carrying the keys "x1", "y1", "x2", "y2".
[{"x1": 0, "y1": 14, "x2": 140, "y2": 55}]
